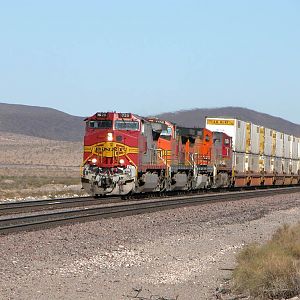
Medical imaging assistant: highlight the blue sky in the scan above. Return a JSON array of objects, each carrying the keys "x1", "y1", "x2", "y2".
[{"x1": 0, "y1": 1, "x2": 299, "y2": 122}]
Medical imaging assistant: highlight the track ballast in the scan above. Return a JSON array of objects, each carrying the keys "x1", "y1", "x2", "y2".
[{"x1": 1, "y1": 186, "x2": 300, "y2": 234}]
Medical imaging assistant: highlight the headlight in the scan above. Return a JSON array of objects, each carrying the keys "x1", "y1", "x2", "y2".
[
  {"x1": 107, "y1": 133, "x2": 113, "y2": 141},
  {"x1": 119, "y1": 159, "x2": 125, "y2": 165},
  {"x1": 91, "y1": 158, "x2": 97, "y2": 164}
]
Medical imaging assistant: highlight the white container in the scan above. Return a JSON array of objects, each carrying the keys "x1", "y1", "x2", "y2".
[
  {"x1": 282, "y1": 158, "x2": 292, "y2": 174},
  {"x1": 292, "y1": 136, "x2": 298, "y2": 159},
  {"x1": 283, "y1": 134, "x2": 292, "y2": 159},
  {"x1": 270, "y1": 157, "x2": 275, "y2": 173},
  {"x1": 250, "y1": 124, "x2": 260, "y2": 154},
  {"x1": 206, "y1": 118, "x2": 246, "y2": 153},
  {"x1": 263, "y1": 156, "x2": 272, "y2": 173},
  {"x1": 264, "y1": 128, "x2": 273, "y2": 156},
  {"x1": 234, "y1": 119, "x2": 247, "y2": 153},
  {"x1": 206, "y1": 117, "x2": 300, "y2": 161},
  {"x1": 206, "y1": 118, "x2": 263, "y2": 155},
  {"x1": 249, "y1": 154, "x2": 260, "y2": 173},
  {"x1": 259, "y1": 127, "x2": 265, "y2": 155},
  {"x1": 288, "y1": 159, "x2": 292, "y2": 174},
  {"x1": 292, "y1": 160, "x2": 299, "y2": 175},
  {"x1": 275, "y1": 132, "x2": 284, "y2": 158},
  {"x1": 233, "y1": 152, "x2": 246, "y2": 173},
  {"x1": 272, "y1": 131, "x2": 277, "y2": 156},
  {"x1": 274, "y1": 157, "x2": 283, "y2": 174}
]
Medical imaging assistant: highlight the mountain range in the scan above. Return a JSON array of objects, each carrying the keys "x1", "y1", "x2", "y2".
[
  {"x1": 156, "y1": 107, "x2": 300, "y2": 136},
  {"x1": 1, "y1": 103, "x2": 300, "y2": 141},
  {"x1": 0, "y1": 103, "x2": 84, "y2": 141}
]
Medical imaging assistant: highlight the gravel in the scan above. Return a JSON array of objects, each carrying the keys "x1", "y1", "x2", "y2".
[{"x1": 1, "y1": 192, "x2": 300, "y2": 299}]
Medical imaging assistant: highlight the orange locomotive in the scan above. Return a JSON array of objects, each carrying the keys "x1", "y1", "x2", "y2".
[{"x1": 81, "y1": 112, "x2": 232, "y2": 196}]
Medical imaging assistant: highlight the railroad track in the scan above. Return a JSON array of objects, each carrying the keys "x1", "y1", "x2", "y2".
[
  {"x1": 1, "y1": 186, "x2": 300, "y2": 234},
  {"x1": 0, "y1": 195, "x2": 120, "y2": 215}
]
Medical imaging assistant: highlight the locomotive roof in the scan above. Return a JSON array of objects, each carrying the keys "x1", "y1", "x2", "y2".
[
  {"x1": 176, "y1": 126, "x2": 208, "y2": 137},
  {"x1": 145, "y1": 117, "x2": 176, "y2": 126},
  {"x1": 84, "y1": 112, "x2": 143, "y2": 121}
]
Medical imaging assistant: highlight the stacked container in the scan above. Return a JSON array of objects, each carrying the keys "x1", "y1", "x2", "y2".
[
  {"x1": 205, "y1": 117, "x2": 300, "y2": 176},
  {"x1": 206, "y1": 118, "x2": 246, "y2": 173},
  {"x1": 264, "y1": 128, "x2": 273, "y2": 156},
  {"x1": 264, "y1": 156, "x2": 272, "y2": 173},
  {"x1": 283, "y1": 134, "x2": 291, "y2": 159},
  {"x1": 275, "y1": 132, "x2": 284, "y2": 158},
  {"x1": 292, "y1": 137, "x2": 298, "y2": 160},
  {"x1": 250, "y1": 123, "x2": 260, "y2": 172}
]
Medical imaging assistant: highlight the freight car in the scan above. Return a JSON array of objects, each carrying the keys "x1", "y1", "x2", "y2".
[
  {"x1": 206, "y1": 117, "x2": 300, "y2": 187},
  {"x1": 81, "y1": 112, "x2": 300, "y2": 197}
]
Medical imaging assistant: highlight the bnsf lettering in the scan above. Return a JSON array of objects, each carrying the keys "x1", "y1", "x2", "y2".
[{"x1": 95, "y1": 146, "x2": 126, "y2": 153}]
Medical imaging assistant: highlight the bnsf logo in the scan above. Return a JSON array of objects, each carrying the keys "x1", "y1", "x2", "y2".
[
  {"x1": 92, "y1": 143, "x2": 127, "y2": 157},
  {"x1": 94, "y1": 146, "x2": 126, "y2": 156},
  {"x1": 85, "y1": 142, "x2": 139, "y2": 157}
]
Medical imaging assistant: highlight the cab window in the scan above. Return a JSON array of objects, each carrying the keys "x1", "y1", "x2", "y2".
[
  {"x1": 161, "y1": 126, "x2": 172, "y2": 136},
  {"x1": 224, "y1": 138, "x2": 230, "y2": 145},
  {"x1": 88, "y1": 120, "x2": 112, "y2": 129},
  {"x1": 115, "y1": 121, "x2": 139, "y2": 130},
  {"x1": 160, "y1": 126, "x2": 173, "y2": 140}
]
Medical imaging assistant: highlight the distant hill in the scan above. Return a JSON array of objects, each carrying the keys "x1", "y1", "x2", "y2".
[
  {"x1": 155, "y1": 107, "x2": 300, "y2": 137},
  {"x1": 0, "y1": 103, "x2": 84, "y2": 141},
  {"x1": 1, "y1": 103, "x2": 300, "y2": 141}
]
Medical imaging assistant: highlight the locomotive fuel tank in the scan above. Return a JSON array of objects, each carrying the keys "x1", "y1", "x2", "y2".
[
  {"x1": 170, "y1": 173, "x2": 188, "y2": 190},
  {"x1": 136, "y1": 173, "x2": 160, "y2": 193}
]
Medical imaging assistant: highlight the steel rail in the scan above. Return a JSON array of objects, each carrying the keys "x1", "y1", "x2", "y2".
[
  {"x1": 0, "y1": 185, "x2": 296, "y2": 215},
  {"x1": 1, "y1": 186, "x2": 300, "y2": 234},
  {"x1": 0, "y1": 196, "x2": 119, "y2": 215}
]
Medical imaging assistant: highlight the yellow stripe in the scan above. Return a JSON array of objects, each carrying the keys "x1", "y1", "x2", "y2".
[{"x1": 84, "y1": 142, "x2": 139, "y2": 157}]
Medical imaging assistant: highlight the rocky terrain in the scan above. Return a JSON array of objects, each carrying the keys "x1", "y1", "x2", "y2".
[{"x1": 1, "y1": 192, "x2": 300, "y2": 299}]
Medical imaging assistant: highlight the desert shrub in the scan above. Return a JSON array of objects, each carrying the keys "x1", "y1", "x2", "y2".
[{"x1": 233, "y1": 223, "x2": 300, "y2": 299}]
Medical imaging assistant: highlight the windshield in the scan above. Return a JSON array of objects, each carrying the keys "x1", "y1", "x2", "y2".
[
  {"x1": 88, "y1": 120, "x2": 112, "y2": 129},
  {"x1": 161, "y1": 126, "x2": 172, "y2": 136},
  {"x1": 159, "y1": 126, "x2": 172, "y2": 140},
  {"x1": 115, "y1": 121, "x2": 139, "y2": 131}
]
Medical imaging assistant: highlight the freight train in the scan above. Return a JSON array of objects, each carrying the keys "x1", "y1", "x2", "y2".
[{"x1": 81, "y1": 112, "x2": 300, "y2": 197}]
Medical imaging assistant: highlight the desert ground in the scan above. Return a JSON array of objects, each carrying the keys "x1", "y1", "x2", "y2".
[{"x1": 0, "y1": 131, "x2": 85, "y2": 200}]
